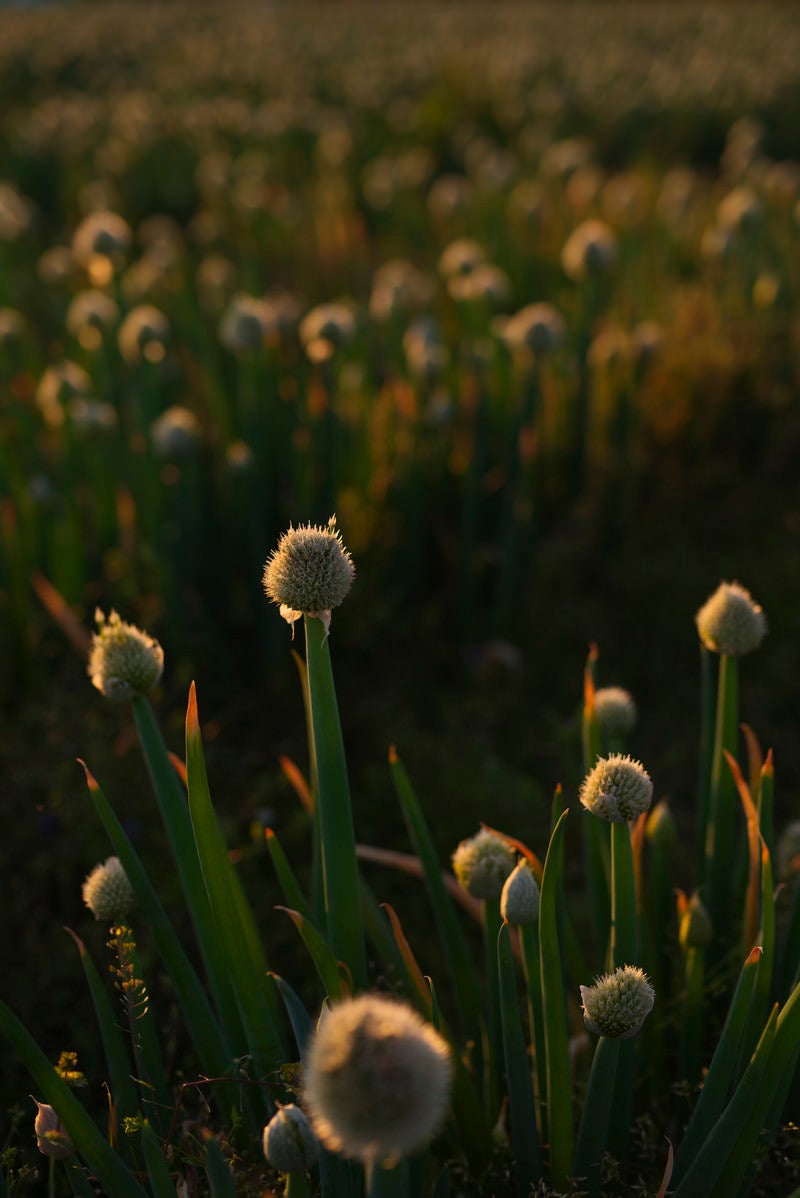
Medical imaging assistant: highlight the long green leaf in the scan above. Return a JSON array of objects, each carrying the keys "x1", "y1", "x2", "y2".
[
  {"x1": 185, "y1": 684, "x2": 286, "y2": 1105},
  {"x1": 389, "y1": 748, "x2": 483, "y2": 1041},
  {"x1": 269, "y1": 973, "x2": 313, "y2": 1064},
  {"x1": 0, "y1": 1001, "x2": 149, "y2": 1198},
  {"x1": 78, "y1": 763, "x2": 234, "y2": 1085},
  {"x1": 673, "y1": 1008, "x2": 779, "y2": 1198},
  {"x1": 303, "y1": 615, "x2": 367, "y2": 987},
  {"x1": 266, "y1": 829, "x2": 311, "y2": 919},
  {"x1": 573, "y1": 1035, "x2": 620, "y2": 1196},
  {"x1": 203, "y1": 1132, "x2": 238, "y2": 1198},
  {"x1": 740, "y1": 842, "x2": 775, "y2": 1066},
  {"x1": 277, "y1": 907, "x2": 346, "y2": 1001},
  {"x1": 672, "y1": 946, "x2": 762, "y2": 1182},
  {"x1": 704, "y1": 653, "x2": 739, "y2": 962},
  {"x1": 65, "y1": 929, "x2": 139, "y2": 1132},
  {"x1": 519, "y1": 921, "x2": 547, "y2": 1145},
  {"x1": 539, "y1": 808, "x2": 572, "y2": 1190},
  {"x1": 139, "y1": 1119, "x2": 176, "y2": 1197},
  {"x1": 582, "y1": 650, "x2": 610, "y2": 957},
  {"x1": 66, "y1": 1163, "x2": 102, "y2": 1198},
  {"x1": 129, "y1": 699, "x2": 246, "y2": 1055},
  {"x1": 497, "y1": 922, "x2": 542, "y2": 1195},
  {"x1": 609, "y1": 820, "x2": 637, "y2": 968}
]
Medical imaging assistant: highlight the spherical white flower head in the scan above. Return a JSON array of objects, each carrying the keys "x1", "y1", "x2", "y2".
[
  {"x1": 72, "y1": 210, "x2": 131, "y2": 269},
  {"x1": 695, "y1": 581, "x2": 767, "y2": 657},
  {"x1": 452, "y1": 829, "x2": 516, "y2": 901},
  {"x1": 580, "y1": 965, "x2": 654, "y2": 1039},
  {"x1": 501, "y1": 303, "x2": 565, "y2": 356},
  {"x1": 117, "y1": 305, "x2": 170, "y2": 365},
  {"x1": 438, "y1": 238, "x2": 486, "y2": 280},
  {"x1": 262, "y1": 518, "x2": 354, "y2": 635},
  {"x1": 299, "y1": 302, "x2": 356, "y2": 359},
  {"x1": 34, "y1": 1102, "x2": 74, "y2": 1160},
  {"x1": 580, "y1": 754, "x2": 652, "y2": 823},
  {"x1": 82, "y1": 856, "x2": 134, "y2": 923},
  {"x1": 263, "y1": 1104, "x2": 319, "y2": 1174},
  {"x1": 561, "y1": 219, "x2": 617, "y2": 280},
  {"x1": 593, "y1": 687, "x2": 637, "y2": 738},
  {"x1": 88, "y1": 609, "x2": 164, "y2": 701},
  {"x1": 150, "y1": 405, "x2": 201, "y2": 458},
  {"x1": 500, "y1": 860, "x2": 540, "y2": 925},
  {"x1": 66, "y1": 290, "x2": 119, "y2": 339},
  {"x1": 303, "y1": 994, "x2": 452, "y2": 1166}
]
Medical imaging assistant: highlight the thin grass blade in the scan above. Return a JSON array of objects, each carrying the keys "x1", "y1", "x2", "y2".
[
  {"x1": 277, "y1": 907, "x2": 347, "y2": 1001},
  {"x1": 0, "y1": 1001, "x2": 149, "y2": 1198},
  {"x1": 266, "y1": 829, "x2": 311, "y2": 919},
  {"x1": 269, "y1": 973, "x2": 313, "y2": 1064}
]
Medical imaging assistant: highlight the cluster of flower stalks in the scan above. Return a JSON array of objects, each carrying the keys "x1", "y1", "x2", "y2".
[{"x1": 2, "y1": 525, "x2": 798, "y2": 1197}]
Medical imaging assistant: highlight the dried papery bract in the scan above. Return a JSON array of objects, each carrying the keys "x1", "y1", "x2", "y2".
[
  {"x1": 88, "y1": 609, "x2": 164, "y2": 702},
  {"x1": 262, "y1": 517, "x2": 355, "y2": 635},
  {"x1": 303, "y1": 994, "x2": 452, "y2": 1166},
  {"x1": 33, "y1": 1101, "x2": 74, "y2": 1160},
  {"x1": 82, "y1": 856, "x2": 135, "y2": 924},
  {"x1": 580, "y1": 965, "x2": 655, "y2": 1039},
  {"x1": 695, "y1": 581, "x2": 767, "y2": 657}
]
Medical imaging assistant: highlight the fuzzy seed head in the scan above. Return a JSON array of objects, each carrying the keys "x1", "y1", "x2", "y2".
[
  {"x1": 263, "y1": 1104, "x2": 319, "y2": 1174},
  {"x1": 88, "y1": 609, "x2": 164, "y2": 701},
  {"x1": 580, "y1": 754, "x2": 653, "y2": 823},
  {"x1": 303, "y1": 994, "x2": 452, "y2": 1166},
  {"x1": 34, "y1": 1102, "x2": 74, "y2": 1160},
  {"x1": 695, "y1": 581, "x2": 767, "y2": 657},
  {"x1": 262, "y1": 518, "x2": 354, "y2": 631},
  {"x1": 452, "y1": 829, "x2": 516, "y2": 901},
  {"x1": 82, "y1": 856, "x2": 135, "y2": 923},
  {"x1": 580, "y1": 965, "x2": 655, "y2": 1039},
  {"x1": 594, "y1": 687, "x2": 637, "y2": 738},
  {"x1": 500, "y1": 860, "x2": 540, "y2": 925}
]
